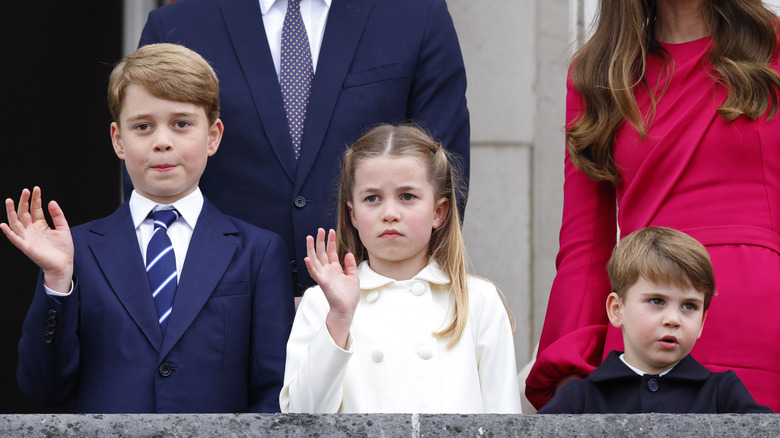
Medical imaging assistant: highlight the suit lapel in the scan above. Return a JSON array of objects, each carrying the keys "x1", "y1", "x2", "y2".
[
  {"x1": 159, "y1": 200, "x2": 238, "y2": 359},
  {"x1": 295, "y1": 0, "x2": 376, "y2": 190},
  {"x1": 218, "y1": 0, "x2": 297, "y2": 182},
  {"x1": 89, "y1": 203, "x2": 163, "y2": 351}
]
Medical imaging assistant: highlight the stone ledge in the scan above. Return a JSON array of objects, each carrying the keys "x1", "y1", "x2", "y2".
[{"x1": 1, "y1": 413, "x2": 777, "y2": 437}]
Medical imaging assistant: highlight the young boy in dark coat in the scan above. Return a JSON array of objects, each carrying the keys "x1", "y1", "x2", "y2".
[{"x1": 539, "y1": 227, "x2": 772, "y2": 414}]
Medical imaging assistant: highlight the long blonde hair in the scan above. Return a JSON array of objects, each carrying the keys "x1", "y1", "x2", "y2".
[
  {"x1": 567, "y1": 0, "x2": 780, "y2": 184},
  {"x1": 336, "y1": 123, "x2": 470, "y2": 346}
]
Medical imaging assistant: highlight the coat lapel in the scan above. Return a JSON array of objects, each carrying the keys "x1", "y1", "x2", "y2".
[
  {"x1": 294, "y1": 0, "x2": 376, "y2": 190},
  {"x1": 159, "y1": 199, "x2": 238, "y2": 359},
  {"x1": 89, "y1": 203, "x2": 163, "y2": 351},
  {"x1": 218, "y1": 0, "x2": 297, "y2": 183}
]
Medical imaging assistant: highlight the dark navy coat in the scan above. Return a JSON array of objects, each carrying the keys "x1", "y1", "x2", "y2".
[{"x1": 538, "y1": 351, "x2": 773, "y2": 414}]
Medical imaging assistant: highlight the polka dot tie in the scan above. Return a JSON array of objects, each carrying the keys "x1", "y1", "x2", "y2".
[
  {"x1": 146, "y1": 208, "x2": 179, "y2": 336},
  {"x1": 280, "y1": 0, "x2": 313, "y2": 159}
]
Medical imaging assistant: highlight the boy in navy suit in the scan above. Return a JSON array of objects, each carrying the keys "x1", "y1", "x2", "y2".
[
  {"x1": 539, "y1": 227, "x2": 771, "y2": 414},
  {"x1": 0, "y1": 43, "x2": 294, "y2": 413}
]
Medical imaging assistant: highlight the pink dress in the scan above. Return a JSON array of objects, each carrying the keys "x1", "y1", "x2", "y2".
[{"x1": 527, "y1": 36, "x2": 780, "y2": 411}]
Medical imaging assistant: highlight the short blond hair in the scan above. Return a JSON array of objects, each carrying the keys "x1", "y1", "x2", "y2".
[
  {"x1": 607, "y1": 227, "x2": 716, "y2": 310},
  {"x1": 107, "y1": 43, "x2": 220, "y2": 124}
]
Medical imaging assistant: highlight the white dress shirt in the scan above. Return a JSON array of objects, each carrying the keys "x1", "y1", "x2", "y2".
[
  {"x1": 280, "y1": 261, "x2": 523, "y2": 413},
  {"x1": 259, "y1": 0, "x2": 331, "y2": 78},
  {"x1": 129, "y1": 188, "x2": 204, "y2": 278}
]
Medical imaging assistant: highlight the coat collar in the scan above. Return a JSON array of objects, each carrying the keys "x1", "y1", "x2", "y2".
[
  {"x1": 590, "y1": 351, "x2": 711, "y2": 383},
  {"x1": 356, "y1": 260, "x2": 450, "y2": 290}
]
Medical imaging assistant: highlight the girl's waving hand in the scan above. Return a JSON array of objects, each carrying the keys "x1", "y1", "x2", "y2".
[{"x1": 304, "y1": 228, "x2": 359, "y2": 349}]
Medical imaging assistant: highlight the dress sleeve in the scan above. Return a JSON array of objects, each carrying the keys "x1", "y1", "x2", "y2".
[
  {"x1": 473, "y1": 280, "x2": 522, "y2": 413},
  {"x1": 525, "y1": 73, "x2": 618, "y2": 410},
  {"x1": 279, "y1": 287, "x2": 353, "y2": 413}
]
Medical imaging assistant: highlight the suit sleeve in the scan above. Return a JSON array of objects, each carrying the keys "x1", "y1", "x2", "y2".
[
  {"x1": 409, "y1": 0, "x2": 470, "y2": 212},
  {"x1": 279, "y1": 287, "x2": 352, "y2": 413},
  {"x1": 473, "y1": 280, "x2": 522, "y2": 413},
  {"x1": 17, "y1": 271, "x2": 81, "y2": 407},
  {"x1": 248, "y1": 233, "x2": 295, "y2": 413},
  {"x1": 525, "y1": 74, "x2": 618, "y2": 410}
]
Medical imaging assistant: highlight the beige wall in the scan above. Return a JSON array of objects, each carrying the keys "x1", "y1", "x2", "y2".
[{"x1": 449, "y1": 0, "x2": 575, "y2": 370}]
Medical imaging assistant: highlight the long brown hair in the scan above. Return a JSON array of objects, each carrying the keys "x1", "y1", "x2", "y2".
[
  {"x1": 568, "y1": 0, "x2": 780, "y2": 184},
  {"x1": 336, "y1": 123, "x2": 470, "y2": 346}
]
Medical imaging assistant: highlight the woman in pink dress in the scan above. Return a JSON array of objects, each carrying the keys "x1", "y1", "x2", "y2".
[{"x1": 526, "y1": 0, "x2": 780, "y2": 412}]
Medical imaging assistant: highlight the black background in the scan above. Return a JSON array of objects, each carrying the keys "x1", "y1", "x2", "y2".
[{"x1": 0, "y1": 2, "x2": 122, "y2": 412}]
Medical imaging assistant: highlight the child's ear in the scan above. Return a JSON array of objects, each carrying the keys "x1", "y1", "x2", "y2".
[
  {"x1": 432, "y1": 197, "x2": 450, "y2": 229},
  {"x1": 207, "y1": 118, "x2": 224, "y2": 156},
  {"x1": 110, "y1": 122, "x2": 126, "y2": 160},
  {"x1": 606, "y1": 292, "x2": 624, "y2": 328},
  {"x1": 347, "y1": 201, "x2": 357, "y2": 227}
]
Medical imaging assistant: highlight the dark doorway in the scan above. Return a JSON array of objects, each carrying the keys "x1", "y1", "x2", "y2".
[{"x1": 0, "y1": 2, "x2": 122, "y2": 413}]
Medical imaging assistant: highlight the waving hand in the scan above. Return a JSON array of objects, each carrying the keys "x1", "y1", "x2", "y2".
[{"x1": 0, "y1": 187, "x2": 74, "y2": 293}]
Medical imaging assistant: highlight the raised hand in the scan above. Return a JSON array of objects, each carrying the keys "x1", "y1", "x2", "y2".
[
  {"x1": 304, "y1": 228, "x2": 359, "y2": 349},
  {"x1": 0, "y1": 187, "x2": 74, "y2": 293}
]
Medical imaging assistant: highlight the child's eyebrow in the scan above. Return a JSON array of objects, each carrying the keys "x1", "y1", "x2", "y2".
[
  {"x1": 125, "y1": 113, "x2": 153, "y2": 123},
  {"x1": 125, "y1": 111, "x2": 199, "y2": 122}
]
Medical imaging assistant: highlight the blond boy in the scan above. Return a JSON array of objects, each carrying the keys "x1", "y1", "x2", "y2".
[{"x1": 1, "y1": 44, "x2": 293, "y2": 413}]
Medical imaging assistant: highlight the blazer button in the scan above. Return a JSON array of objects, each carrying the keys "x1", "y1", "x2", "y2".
[
  {"x1": 371, "y1": 349, "x2": 384, "y2": 363},
  {"x1": 48, "y1": 309, "x2": 57, "y2": 317},
  {"x1": 45, "y1": 324, "x2": 56, "y2": 335},
  {"x1": 158, "y1": 363, "x2": 173, "y2": 377},
  {"x1": 647, "y1": 378, "x2": 659, "y2": 392},
  {"x1": 43, "y1": 334, "x2": 53, "y2": 344},
  {"x1": 294, "y1": 196, "x2": 307, "y2": 208},
  {"x1": 289, "y1": 260, "x2": 298, "y2": 274},
  {"x1": 411, "y1": 282, "x2": 425, "y2": 296}
]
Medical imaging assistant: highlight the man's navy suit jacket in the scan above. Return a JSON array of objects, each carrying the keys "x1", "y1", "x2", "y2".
[
  {"x1": 17, "y1": 199, "x2": 294, "y2": 413},
  {"x1": 133, "y1": 0, "x2": 471, "y2": 293}
]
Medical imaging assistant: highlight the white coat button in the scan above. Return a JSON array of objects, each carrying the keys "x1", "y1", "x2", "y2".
[
  {"x1": 371, "y1": 349, "x2": 384, "y2": 363},
  {"x1": 366, "y1": 290, "x2": 379, "y2": 303},
  {"x1": 417, "y1": 349, "x2": 433, "y2": 360},
  {"x1": 411, "y1": 282, "x2": 425, "y2": 296}
]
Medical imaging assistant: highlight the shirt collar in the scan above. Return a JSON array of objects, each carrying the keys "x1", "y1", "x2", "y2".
[
  {"x1": 356, "y1": 260, "x2": 451, "y2": 290},
  {"x1": 129, "y1": 188, "x2": 204, "y2": 230},
  {"x1": 619, "y1": 353, "x2": 674, "y2": 377},
  {"x1": 258, "y1": 0, "x2": 332, "y2": 15}
]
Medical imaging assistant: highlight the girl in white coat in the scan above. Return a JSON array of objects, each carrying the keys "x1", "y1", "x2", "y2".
[{"x1": 280, "y1": 124, "x2": 522, "y2": 413}]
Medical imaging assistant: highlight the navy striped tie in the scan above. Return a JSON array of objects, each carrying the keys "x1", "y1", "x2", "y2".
[
  {"x1": 280, "y1": 0, "x2": 313, "y2": 159},
  {"x1": 146, "y1": 209, "x2": 179, "y2": 335}
]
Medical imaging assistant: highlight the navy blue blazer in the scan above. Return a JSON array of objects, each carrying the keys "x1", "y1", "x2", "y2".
[
  {"x1": 538, "y1": 351, "x2": 773, "y2": 414},
  {"x1": 17, "y1": 198, "x2": 294, "y2": 413},
  {"x1": 133, "y1": 0, "x2": 470, "y2": 293}
]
